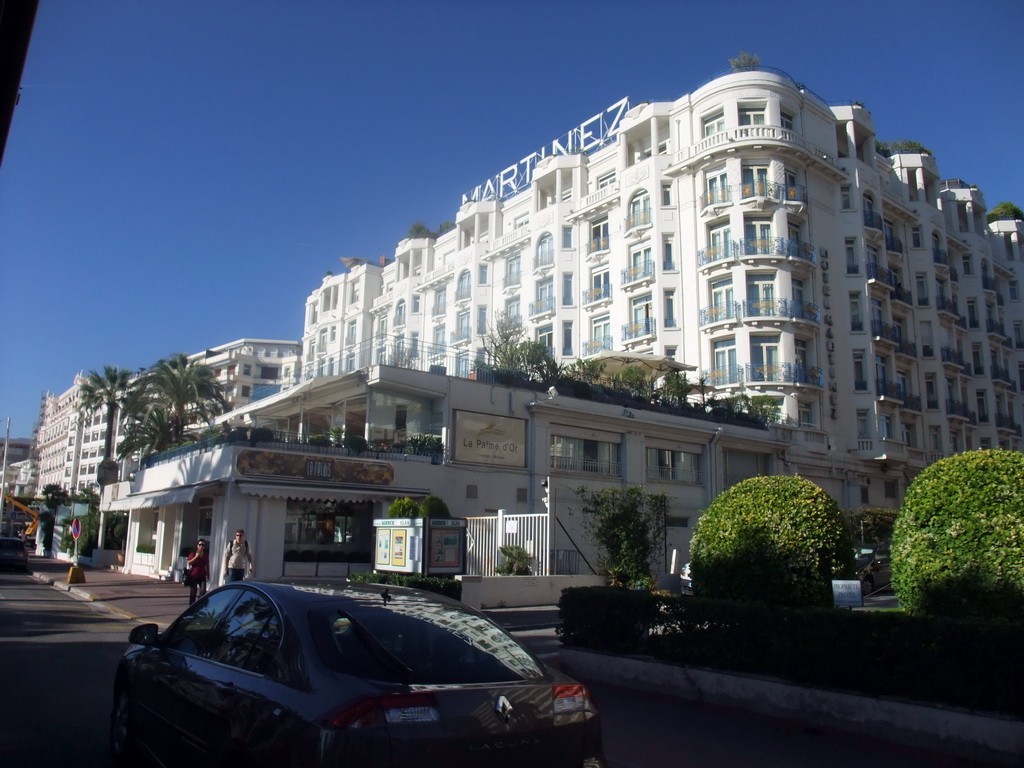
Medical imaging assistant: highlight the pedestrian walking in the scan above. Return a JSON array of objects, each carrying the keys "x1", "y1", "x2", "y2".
[
  {"x1": 185, "y1": 539, "x2": 210, "y2": 603},
  {"x1": 224, "y1": 528, "x2": 254, "y2": 582}
]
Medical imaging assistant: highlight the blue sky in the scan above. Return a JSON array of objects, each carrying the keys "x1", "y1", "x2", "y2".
[{"x1": 2, "y1": 0, "x2": 1022, "y2": 439}]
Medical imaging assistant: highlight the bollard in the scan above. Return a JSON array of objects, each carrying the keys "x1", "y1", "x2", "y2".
[{"x1": 67, "y1": 566, "x2": 86, "y2": 584}]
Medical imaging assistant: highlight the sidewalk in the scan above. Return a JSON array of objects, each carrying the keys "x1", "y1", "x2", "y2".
[{"x1": 27, "y1": 555, "x2": 561, "y2": 631}]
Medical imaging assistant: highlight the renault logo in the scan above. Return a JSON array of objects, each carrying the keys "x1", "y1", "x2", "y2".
[{"x1": 494, "y1": 695, "x2": 513, "y2": 723}]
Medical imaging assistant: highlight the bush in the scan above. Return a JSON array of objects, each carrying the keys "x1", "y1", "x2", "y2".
[
  {"x1": 690, "y1": 476, "x2": 853, "y2": 607},
  {"x1": 420, "y1": 494, "x2": 450, "y2": 519},
  {"x1": 346, "y1": 571, "x2": 461, "y2": 600},
  {"x1": 495, "y1": 545, "x2": 533, "y2": 575},
  {"x1": 387, "y1": 497, "x2": 420, "y2": 519},
  {"x1": 557, "y1": 586, "x2": 660, "y2": 653},
  {"x1": 574, "y1": 486, "x2": 667, "y2": 587},
  {"x1": 892, "y1": 449, "x2": 1024, "y2": 620}
]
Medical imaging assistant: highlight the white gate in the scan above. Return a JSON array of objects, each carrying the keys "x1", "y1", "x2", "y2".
[{"x1": 465, "y1": 511, "x2": 549, "y2": 576}]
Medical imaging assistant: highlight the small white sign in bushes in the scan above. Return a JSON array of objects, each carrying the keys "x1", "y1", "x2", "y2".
[{"x1": 832, "y1": 580, "x2": 863, "y2": 608}]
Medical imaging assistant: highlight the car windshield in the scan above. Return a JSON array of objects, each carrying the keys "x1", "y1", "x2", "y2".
[{"x1": 309, "y1": 600, "x2": 546, "y2": 685}]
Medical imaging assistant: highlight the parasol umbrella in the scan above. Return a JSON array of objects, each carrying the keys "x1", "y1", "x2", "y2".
[{"x1": 589, "y1": 350, "x2": 695, "y2": 377}]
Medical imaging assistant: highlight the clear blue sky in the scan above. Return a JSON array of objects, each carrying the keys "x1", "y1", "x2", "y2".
[{"x1": 2, "y1": 0, "x2": 1021, "y2": 439}]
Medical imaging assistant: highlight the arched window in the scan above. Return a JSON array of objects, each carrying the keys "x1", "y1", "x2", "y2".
[
  {"x1": 536, "y1": 233, "x2": 554, "y2": 266},
  {"x1": 627, "y1": 191, "x2": 651, "y2": 230},
  {"x1": 456, "y1": 270, "x2": 472, "y2": 301},
  {"x1": 394, "y1": 299, "x2": 406, "y2": 327}
]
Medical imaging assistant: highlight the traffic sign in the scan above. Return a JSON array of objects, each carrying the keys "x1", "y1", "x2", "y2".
[{"x1": 71, "y1": 517, "x2": 82, "y2": 540}]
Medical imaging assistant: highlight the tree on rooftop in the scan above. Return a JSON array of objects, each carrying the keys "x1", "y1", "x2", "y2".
[
  {"x1": 729, "y1": 51, "x2": 760, "y2": 71},
  {"x1": 987, "y1": 201, "x2": 1024, "y2": 223}
]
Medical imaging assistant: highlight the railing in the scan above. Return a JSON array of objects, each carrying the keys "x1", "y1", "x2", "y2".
[
  {"x1": 896, "y1": 340, "x2": 918, "y2": 358},
  {"x1": 863, "y1": 211, "x2": 883, "y2": 230},
  {"x1": 940, "y1": 346, "x2": 966, "y2": 367},
  {"x1": 529, "y1": 296, "x2": 555, "y2": 317},
  {"x1": 450, "y1": 327, "x2": 472, "y2": 345},
  {"x1": 646, "y1": 466, "x2": 703, "y2": 484},
  {"x1": 550, "y1": 455, "x2": 621, "y2": 476},
  {"x1": 986, "y1": 319, "x2": 1007, "y2": 337},
  {"x1": 932, "y1": 247, "x2": 948, "y2": 266},
  {"x1": 884, "y1": 235, "x2": 904, "y2": 254},
  {"x1": 744, "y1": 362, "x2": 823, "y2": 386},
  {"x1": 876, "y1": 378, "x2": 901, "y2": 399},
  {"x1": 622, "y1": 318, "x2": 657, "y2": 341},
  {"x1": 503, "y1": 271, "x2": 521, "y2": 289},
  {"x1": 935, "y1": 295, "x2": 959, "y2": 315},
  {"x1": 871, "y1": 319, "x2": 902, "y2": 344},
  {"x1": 891, "y1": 285, "x2": 913, "y2": 305},
  {"x1": 945, "y1": 399, "x2": 977, "y2": 423},
  {"x1": 582, "y1": 283, "x2": 612, "y2": 305},
  {"x1": 699, "y1": 301, "x2": 741, "y2": 326},
  {"x1": 534, "y1": 249, "x2": 555, "y2": 270},
  {"x1": 621, "y1": 262, "x2": 654, "y2": 285},
  {"x1": 583, "y1": 336, "x2": 613, "y2": 356},
  {"x1": 699, "y1": 188, "x2": 731, "y2": 208},
  {"x1": 736, "y1": 237, "x2": 816, "y2": 263},
  {"x1": 698, "y1": 241, "x2": 736, "y2": 266},
  {"x1": 624, "y1": 208, "x2": 652, "y2": 232},
  {"x1": 866, "y1": 261, "x2": 896, "y2": 286},
  {"x1": 702, "y1": 366, "x2": 743, "y2": 386},
  {"x1": 902, "y1": 393, "x2": 922, "y2": 411},
  {"x1": 587, "y1": 236, "x2": 610, "y2": 255}
]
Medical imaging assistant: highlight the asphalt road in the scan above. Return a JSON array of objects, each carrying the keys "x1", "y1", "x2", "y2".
[{"x1": 0, "y1": 571, "x2": 1002, "y2": 768}]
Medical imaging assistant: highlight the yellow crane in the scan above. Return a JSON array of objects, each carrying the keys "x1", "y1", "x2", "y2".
[{"x1": 3, "y1": 494, "x2": 39, "y2": 536}]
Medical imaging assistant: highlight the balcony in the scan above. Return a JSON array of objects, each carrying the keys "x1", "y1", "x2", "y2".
[
  {"x1": 702, "y1": 365, "x2": 743, "y2": 386},
  {"x1": 745, "y1": 362, "x2": 823, "y2": 386},
  {"x1": 932, "y1": 247, "x2": 949, "y2": 268},
  {"x1": 586, "y1": 236, "x2": 610, "y2": 261},
  {"x1": 534, "y1": 248, "x2": 555, "y2": 273},
  {"x1": 623, "y1": 208, "x2": 652, "y2": 235},
  {"x1": 876, "y1": 378, "x2": 902, "y2": 400},
  {"x1": 646, "y1": 466, "x2": 703, "y2": 484},
  {"x1": 884, "y1": 235, "x2": 904, "y2": 254},
  {"x1": 940, "y1": 346, "x2": 966, "y2": 368},
  {"x1": 895, "y1": 340, "x2": 918, "y2": 359},
  {"x1": 871, "y1": 319, "x2": 902, "y2": 345},
  {"x1": 450, "y1": 327, "x2": 472, "y2": 346},
  {"x1": 863, "y1": 211, "x2": 883, "y2": 231},
  {"x1": 620, "y1": 261, "x2": 654, "y2": 288},
  {"x1": 986, "y1": 319, "x2": 1008, "y2": 340},
  {"x1": 699, "y1": 187, "x2": 731, "y2": 211},
  {"x1": 583, "y1": 336, "x2": 613, "y2": 356},
  {"x1": 946, "y1": 399, "x2": 977, "y2": 424},
  {"x1": 699, "y1": 301, "x2": 741, "y2": 327},
  {"x1": 935, "y1": 294, "x2": 959, "y2": 318},
  {"x1": 737, "y1": 237, "x2": 816, "y2": 264},
  {"x1": 890, "y1": 285, "x2": 913, "y2": 306},
  {"x1": 697, "y1": 241, "x2": 736, "y2": 267},
  {"x1": 866, "y1": 261, "x2": 897, "y2": 287},
  {"x1": 995, "y1": 413, "x2": 1022, "y2": 435},
  {"x1": 622, "y1": 317, "x2": 657, "y2": 343},
  {"x1": 550, "y1": 454, "x2": 621, "y2": 477},
  {"x1": 902, "y1": 392, "x2": 922, "y2": 412},
  {"x1": 582, "y1": 283, "x2": 612, "y2": 308},
  {"x1": 529, "y1": 295, "x2": 555, "y2": 318},
  {"x1": 502, "y1": 271, "x2": 522, "y2": 291}
]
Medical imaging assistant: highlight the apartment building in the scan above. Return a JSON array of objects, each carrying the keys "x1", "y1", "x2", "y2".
[{"x1": 191, "y1": 338, "x2": 302, "y2": 411}]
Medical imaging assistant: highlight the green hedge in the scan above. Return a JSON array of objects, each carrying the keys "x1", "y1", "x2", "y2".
[
  {"x1": 346, "y1": 571, "x2": 461, "y2": 601},
  {"x1": 558, "y1": 587, "x2": 1024, "y2": 717}
]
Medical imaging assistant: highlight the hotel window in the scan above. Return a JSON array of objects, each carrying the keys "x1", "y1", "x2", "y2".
[
  {"x1": 456, "y1": 270, "x2": 471, "y2": 300},
  {"x1": 911, "y1": 226, "x2": 922, "y2": 248},
  {"x1": 431, "y1": 324, "x2": 445, "y2": 352},
  {"x1": 1010, "y1": 280, "x2": 1019, "y2": 300},
  {"x1": 505, "y1": 297, "x2": 520, "y2": 323},
  {"x1": 478, "y1": 264, "x2": 488, "y2": 284},
  {"x1": 662, "y1": 184, "x2": 672, "y2": 206},
  {"x1": 412, "y1": 295, "x2": 421, "y2": 314},
  {"x1": 850, "y1": 293, "x2": 863, "y2": 332},
  {"x1": 562, "y1": 321, "x2": 573, "y2": 357},
  {"x1": 738, "y1": 106, "x2": 766, "y2": 126},
  {"x1": 841, "y1": 186, "x2": 852, "y2": 209},
  {"x1": 856, "y1": 410, "x2": 870, "y2": 438},
  {"x1": 853, "y1": 352, "x2": 867, "y2": 390},
  {"x1": 562, "y1": 273, "x2": 573, "y2": 306},
  {"x1": 664, "y1": 290, "x2": 676, "y2": 328},
  {"x1": 961, "y1": 254, "x2": 973, "y2": 275},
  {"x1": 589, "y1": 218, "x2": 609, "y2": 253},
  {"x1": 780, "y1": 111, "x2": 794, "y2": 130},
  {"x1": 537, "y1": 325, "x2": 553, "y2": 354},
  {"x1": 662, "y1": 238, "x2": 675, "y2": 270},
  {"x1": 537, "y1": 232, "x2": 555, "y2": 264},
  {"x1": 550, "y1": 435, "x2": 620, "y2": 476},
  {"x1": 705, "y1": 167, "x2": 728, "y2": 205},
  {"x1": 506, "y1": 253, "x2": 521, "y2": 286},
  {"x1": 477, "y1": 306, "x2": 488, "y2": 334},
  {"x1": 562, "y1": 226, "x2": 573, "y2": 249},
  {"x1": 627, "y1": 191, "x2": 651, "y2": 229},
  {"x1": 741, "y1": 165, "x2": 769, "y2": 198},
  {"x1": 702, "y1": 111, "x2": 725, "y2": 137},
  {"x1": 513, "y1": 213, "x2": 529, "y2": 229},
  {"x1": 846, "y1": 238, "x2": 859, "y2": 274},
  {"x1": 646, "y1": 447, "x2": 701, "y2": 483},
  {"x1": 596, "y1": 171, "x2": 616, "y2": 189},
  {"x1": 592, "y1": 315, "x2": 611, "y2": 348},
  {"x1": 433, "y1": 287, "x2": 446, "y2": 316}
]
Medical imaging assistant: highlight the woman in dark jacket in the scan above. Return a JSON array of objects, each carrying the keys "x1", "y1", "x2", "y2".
[{"x1": 185, "y1": 539, "x2": 210, "y2": 603}]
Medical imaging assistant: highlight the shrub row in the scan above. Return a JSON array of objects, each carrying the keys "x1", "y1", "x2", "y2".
[
  {"x1": 346, "y1": 571, "x2": 462, "y2": 601},
  {"x1": 558, "y1": 587, "x2": 1024, "y2": 717}
]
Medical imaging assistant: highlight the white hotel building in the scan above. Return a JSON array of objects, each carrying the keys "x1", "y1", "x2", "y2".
[{"x1": 104, "y1": 66, "x2": 1021, "y2": 584}]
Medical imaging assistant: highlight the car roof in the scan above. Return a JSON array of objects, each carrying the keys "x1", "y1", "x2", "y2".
[{"x1": 231, "y1": 580, "x2": 469, "y2": 614}]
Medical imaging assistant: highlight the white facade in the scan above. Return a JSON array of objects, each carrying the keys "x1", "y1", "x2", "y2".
[{"x1": 190, "y1": 338, "x2": 302, "y2": 415}]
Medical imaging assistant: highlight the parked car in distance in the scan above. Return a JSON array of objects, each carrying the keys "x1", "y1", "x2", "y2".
[
  {"x1": 855, "y1": 546, "x2": 892, "y2": 595},
  {"x1": 111, "y1": 581, "x2": 604, "y2": 768},
  {"x1": 0, "y1": 537, "x2": 28, "y2": 572}
]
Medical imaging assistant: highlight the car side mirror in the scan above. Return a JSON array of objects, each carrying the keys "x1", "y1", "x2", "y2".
[{"x1": 128, "y1": 623, "x2": 159, "y2": 646}]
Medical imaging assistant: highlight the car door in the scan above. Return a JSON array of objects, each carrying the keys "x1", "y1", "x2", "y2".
[
  {"x1": 171, "y1": 587, "x2": 285, "y2": 765},
  {"x1": 132, "y1": 587, "x2": 244, "y2": 764}
]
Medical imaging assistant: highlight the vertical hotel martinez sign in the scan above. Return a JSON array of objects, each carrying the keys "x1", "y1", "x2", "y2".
[{"x1": 462, "y1": 97, "x2": 631, "y2": 204}]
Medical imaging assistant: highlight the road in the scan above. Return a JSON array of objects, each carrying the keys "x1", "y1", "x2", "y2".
[{"x1": 0, "y1": 572, "x2": 1001, "y2": 768}]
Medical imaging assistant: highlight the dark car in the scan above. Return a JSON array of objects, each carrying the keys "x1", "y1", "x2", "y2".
[
  {"x1": 111, "y1": 581, "x2": 604, "y2": 768},
  {"x1": 855, "y1": 547, "x2": 892, "y2": 595},
  {"x1": 0, "y1": 537, "x2": 28, "y2": 572}
]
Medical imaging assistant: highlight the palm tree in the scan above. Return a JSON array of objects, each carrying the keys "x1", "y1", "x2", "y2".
[
  {"x1": 116, "y1": 407, "x2": 175, "y2": 460},
  {"x1": 137, "y1": 353, "x2": 225, "y2": 445},
  {"x1": 79, "y1": 366, "x2": 136, "y2": 463}
]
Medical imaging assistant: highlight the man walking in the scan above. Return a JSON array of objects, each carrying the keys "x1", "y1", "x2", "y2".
[{"x1": 224, "y1": 528, "x2": 254, "y2": 582}]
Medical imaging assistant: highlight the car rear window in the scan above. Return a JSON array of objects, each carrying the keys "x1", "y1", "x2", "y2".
[
  {"x1": 309, "y1": 602, "x2": 545, "y2": 684},
  {"x1": 0, "y1": 540, "x2": 24, "y2": 552}
]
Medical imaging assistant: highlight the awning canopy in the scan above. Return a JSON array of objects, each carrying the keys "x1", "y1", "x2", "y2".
[
  {"x1": 107, "y1": 483, "x2": 218, "y2": 511},
  {"x1": 236, "y1": 481, "x2": 428, "y2": 504}
]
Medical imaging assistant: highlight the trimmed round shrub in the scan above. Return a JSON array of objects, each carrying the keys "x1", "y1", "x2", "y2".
[
  {"x1": 690, "y1": 476, "x2": 853, "y2": 607},
  {"x1": 892, "y1": 449, "x2": 1024, "y2": 620},
  {"x1": 420, "y1": 494, "x2": 451, "y2": 518},
  {"x1": 387, "y1": 497, "x2": 420, "y2": 519}
]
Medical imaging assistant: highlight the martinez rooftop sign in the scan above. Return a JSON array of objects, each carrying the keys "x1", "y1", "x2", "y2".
[{"x1": 463, "y1": 97, "x2": 631, "y2": 204}]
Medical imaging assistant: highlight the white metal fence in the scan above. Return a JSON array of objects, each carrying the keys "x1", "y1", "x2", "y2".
[{"x1": 465, "y1": 511, "x2": 549, "y2": 576}]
